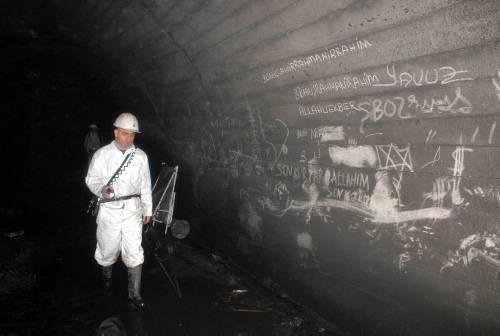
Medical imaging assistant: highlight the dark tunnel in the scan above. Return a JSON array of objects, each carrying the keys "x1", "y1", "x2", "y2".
[{"x1": 1, "y1": 0, "x2": 500, "y2": 335}]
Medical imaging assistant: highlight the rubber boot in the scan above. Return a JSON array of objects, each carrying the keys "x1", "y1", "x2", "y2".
[
  {"x1": 128, "y1": 264, "x2": 145, "y2": 309},
  {"x1": 102, "y1": 265, "x2": 112, "y2": 293}
]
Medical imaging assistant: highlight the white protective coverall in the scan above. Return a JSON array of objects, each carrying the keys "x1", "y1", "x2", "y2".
[{"x1": 85, "y1": 141, "x2": 153, "y2": 268}]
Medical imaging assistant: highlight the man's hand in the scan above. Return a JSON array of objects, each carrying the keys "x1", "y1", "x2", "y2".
[
  {"x1": 142, "y1": 216, "x2": 151, "y2": 225},
  {"x1": 101, "y1": 186, "x2": 115, "y2": 199}
]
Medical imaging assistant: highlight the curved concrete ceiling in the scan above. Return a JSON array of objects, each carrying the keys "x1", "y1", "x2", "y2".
[{"x1": 3, "y1": 2, "x2": 500, "y2": 333}]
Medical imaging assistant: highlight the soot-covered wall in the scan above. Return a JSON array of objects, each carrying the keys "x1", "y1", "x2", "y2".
[
  {"x1": 151, "y1": 0, "x2": 500, "y2": 334},
  {"x1": 34, "y1": 0, "x2": 499, "y2": 334}
]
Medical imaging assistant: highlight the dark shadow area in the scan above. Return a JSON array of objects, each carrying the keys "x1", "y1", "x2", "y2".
[
  {"x1": 0, "y1": 154, "x2": 336, "y2": 335},
  {"x1": 0, "y1": 32, "x2": 336, "y2": 336}
]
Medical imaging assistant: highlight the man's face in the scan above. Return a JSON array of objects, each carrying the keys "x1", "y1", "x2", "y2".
[{"x1": 114, "y1": 128, "x2": 136, "y2": 149}]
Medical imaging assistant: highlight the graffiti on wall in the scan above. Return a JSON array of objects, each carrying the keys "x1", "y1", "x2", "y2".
[
  {"x1": 299, "y1": 86, "x2": 474, "y2": 134},
  {"x1": 491, "y1": 70, "x2": 500, "y2": 102},
  {"x1": 372, "y1": 64, "x2": 473, "y2": 88},
  {"x1": 173, "y1": 56, "x2": 500, "y2": 283},
  {"x1": 262, "y1": 38, "x2": 373, "y2": 83}
]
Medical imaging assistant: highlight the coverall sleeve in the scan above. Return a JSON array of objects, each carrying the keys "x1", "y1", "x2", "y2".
[
  {"x1": 141, "y1": 155, "x2": 153, "y2": 216},
  {"x1": 85, "y1": 151, "x2": 106, "y2": 197}
]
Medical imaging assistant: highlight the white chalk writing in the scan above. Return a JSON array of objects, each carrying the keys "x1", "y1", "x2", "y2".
[
  {"x1": 211, "y1": 117, "x2": 243, "y2": 131},
  {"x1": 373, "y1": 64, "x2": 473, "y2": 88},
  {"x1": 296, "y1": 126, "x2": 345, "y2": 142},
  {"x1": 299, "y1": 88, "x2": 472, "y2": 126},
  {"x1": 295, "y1": 73, "x2": 379, "y2": 100},
  {"x1": 298, "y1": 101, "x2": 356, "y2": 116},
  {"x1": 328, "y1": 187, "x2": 371, "y2": 207},
  {"x1": 357, "y1": 88, "x2": 472, "y2": 133},
  {"x1": 262, "y1": 39, "x2": 372, "y2": 83},
  {"x1": 325, "y1": 167, "x2": 372, "y2": 207},
  {"x1": 275, "y1": 162, "x2": 308, "y2": 181},
  {"x1": 327, "y1": 168, "x2": 370, "y2": 191}
]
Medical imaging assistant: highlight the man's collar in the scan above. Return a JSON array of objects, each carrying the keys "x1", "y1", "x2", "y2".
[{"x1": 112, "y1": 140, "x2": 136, "y2": 154}]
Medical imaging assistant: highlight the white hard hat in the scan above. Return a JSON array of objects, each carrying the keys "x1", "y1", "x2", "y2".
[
  {"x1": 89, "y1": 124, "x2": 98, "y2": 130},
  {"x1": 113, "y1": 112, "x2": 140, "y2": 133}
]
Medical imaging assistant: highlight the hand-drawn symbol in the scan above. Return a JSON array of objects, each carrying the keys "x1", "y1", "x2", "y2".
[
  {"x1": 375, "y1": 143, "x2": 413, "y2": 204},
  {"x1": 375, "y1": 144, "x2": 414, "y2": 172},
  {"x1": 448, "y1": 144, "x2": 473, "y2": 205}
]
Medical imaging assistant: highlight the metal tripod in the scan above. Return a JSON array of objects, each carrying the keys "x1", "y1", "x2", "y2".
[{"x1": 147, "y1": 164, "x2": 182, "y2": 298}]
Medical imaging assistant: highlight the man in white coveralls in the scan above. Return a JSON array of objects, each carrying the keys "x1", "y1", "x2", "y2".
[{"x1": 85, "y1": 112, "x2": 152, "y2": 309}]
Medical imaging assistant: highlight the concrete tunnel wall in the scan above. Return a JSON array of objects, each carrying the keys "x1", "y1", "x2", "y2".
[{"x1": 8, "y1": 0, "x2": 500, "y2": 333}]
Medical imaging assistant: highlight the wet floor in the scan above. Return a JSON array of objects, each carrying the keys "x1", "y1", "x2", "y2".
[{"x1": 0, "y1": 171, "x2": 338, "y2": 336}]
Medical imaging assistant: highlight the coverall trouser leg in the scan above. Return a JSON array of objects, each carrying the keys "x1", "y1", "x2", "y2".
[{"x1": 95, "y1": 207, "x2": 144, "y2": 268}]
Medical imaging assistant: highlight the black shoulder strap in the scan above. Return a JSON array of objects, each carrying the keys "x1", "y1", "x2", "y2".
[{"x1": 105, "y1": 152, "x2": 132, "y2": 186}]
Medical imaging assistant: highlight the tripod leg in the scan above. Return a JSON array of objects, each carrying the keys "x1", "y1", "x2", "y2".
[
  {"x1": 167, "y1": 240, "x2": 182, "y2": 298},
  {"x1": 155, "y1": 252, "x2": 182, "y2": 298},
  {"x1": 152, "y1": 234, "x2": 181, "y2": 298}
]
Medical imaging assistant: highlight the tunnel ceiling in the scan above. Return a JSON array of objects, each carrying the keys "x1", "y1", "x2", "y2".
[
  {"x1": 1, "y1": 0, "x2": 211, "y2": 98},
  {"x1": 5, "y1": 0, "x2": 350, "y2": 112},
  {"x1": 3, "y1": 0, "x2": 499, "y2": 114},
  {"x1": 0, "y1": 0, "x2": 138, "y2": 115},
  {"x1": 1, "y1": 0, "x2": 185, "y2": 107}
]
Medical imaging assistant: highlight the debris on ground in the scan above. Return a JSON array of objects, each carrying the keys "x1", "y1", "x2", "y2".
[{"x1": 218, "y1": 287, "x2": 274, "y2": 313}]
